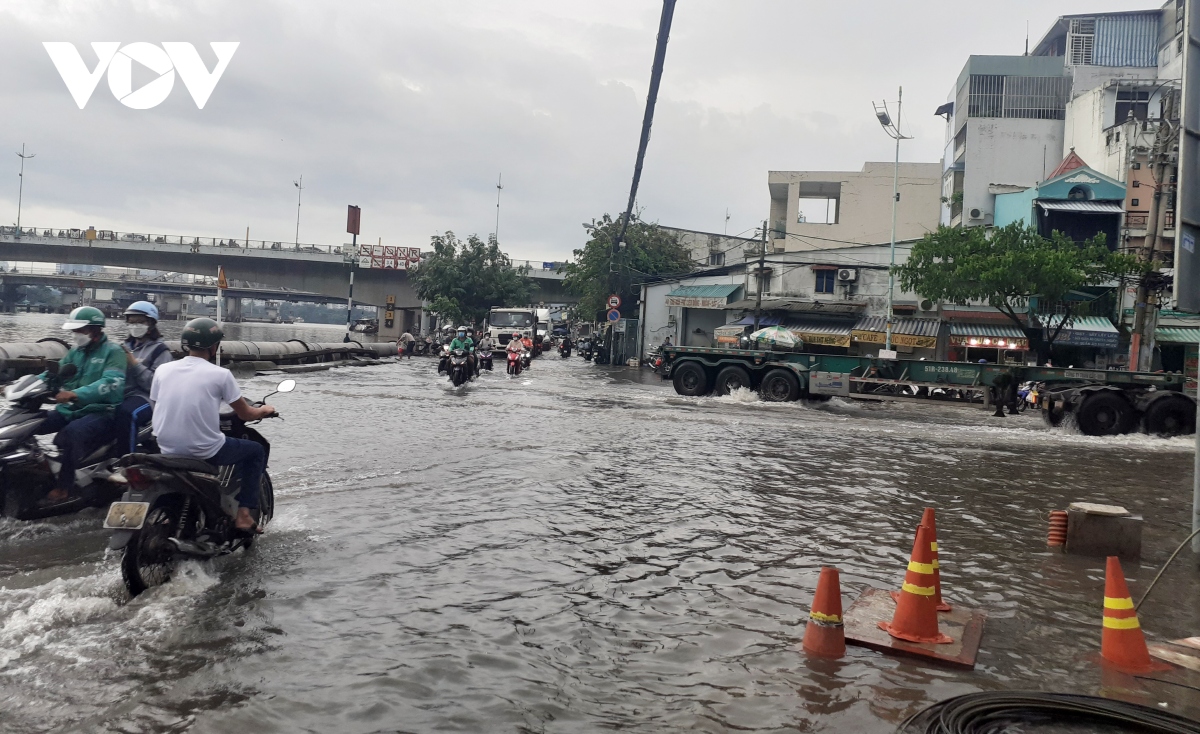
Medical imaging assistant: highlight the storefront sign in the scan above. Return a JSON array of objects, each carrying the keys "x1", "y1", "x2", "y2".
[
  {"x1": 665, "y1": 295, "x2": 729, "y2": 309},
  {"x1": 851, "y1": 330, "x2": 937, "y2": 349},
  {"x1": 1047, "y1": 329, "x2": 1119, "y2": 349},
  {"x1": 949, "y1": 335, "x2": 1029, "y2": 350},
  {"x1": 792, "y1": 331, "x2": 851, "y2": 348}
]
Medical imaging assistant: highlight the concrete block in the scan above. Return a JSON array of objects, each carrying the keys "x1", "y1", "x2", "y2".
[{"x1": 1066, "y1": 508, "x2": 1142, "y2": 561}]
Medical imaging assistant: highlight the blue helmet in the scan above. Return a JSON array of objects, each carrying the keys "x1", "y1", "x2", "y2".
[{"x1": 123, "y1": 300, "x2": 159, "y2": 321}]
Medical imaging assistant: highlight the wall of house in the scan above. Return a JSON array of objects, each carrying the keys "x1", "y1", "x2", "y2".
[
  {"x1": 994, "y1": 188, "x2": 1037, "y2": 227},
  {"x1": 962, "y1": 118, "x2": 1064, "y2": 227},
  {"x1": 660, "y1": 227, "x2": 755, "y2": 268},
  {"x1": 639, "y1": 274, "x2": 745, "y2": 351},
  {"x1": 768, "y1": 162, "x2": 941, "y2": 250}
]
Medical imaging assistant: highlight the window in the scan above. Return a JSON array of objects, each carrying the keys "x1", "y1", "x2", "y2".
[
  {"x1": 1132, "y1": 198, "x2": 1140, "y2": 207},
  {"x1": 708, "y1": 251, "x2": 725, "y2": 267},
  {"x1": 1068, "y1": 18, "x2": 1095, "y2": 65},
  {"x1": 1133, "y1": 180, "x2": 1141, "y2": 187},
  {"x1": 815, "y1": 270, "x2": 836, "y2": 294},
  {"x1": 1115, "y1": 86, "x2": 1150, "y2": 123}
]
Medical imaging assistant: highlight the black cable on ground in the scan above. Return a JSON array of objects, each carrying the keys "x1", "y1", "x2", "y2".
[
  {"x1": 1137, "y1": 526, "x2": 1200, "y2": 611},
  {"x1": 898, "y1": 691, "x2": 1200, "y2": 733}
]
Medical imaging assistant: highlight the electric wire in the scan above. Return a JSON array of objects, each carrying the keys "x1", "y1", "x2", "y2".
[
  {"x1": 898, "y1": 691, "x2": 1200, "y2": 734},
  {"x1": 1136, "y1": 526, "x2": 1200, "y2": 611}
]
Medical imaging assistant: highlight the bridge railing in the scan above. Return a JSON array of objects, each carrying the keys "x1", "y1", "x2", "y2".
[
  {"x1": 0, "y1": 225, "x2": 346, "y2": 256},
  {"x1": 509, "y1": 259, "x2": 567, "y2": 274}
]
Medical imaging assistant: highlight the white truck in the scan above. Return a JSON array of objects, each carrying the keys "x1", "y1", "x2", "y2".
[{"x1": 486, "y1": 307, "x2": 537, "y2": 353}]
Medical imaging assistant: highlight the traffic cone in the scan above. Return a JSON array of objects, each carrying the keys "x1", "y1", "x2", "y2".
[
  {"x1": 879, "y1": 524, "x2": 953, "y2": 644},
  {"x1": 891, "y1": 508, "x2": 951, "y2": 612},
  {"x1": 802, "y1": 567, "x2": 845, "y2": 658},
  {"x1": 1100, "y1": 556, "x2": 1161, "y2": 672}
]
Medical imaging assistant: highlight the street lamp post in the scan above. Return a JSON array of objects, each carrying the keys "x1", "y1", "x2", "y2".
[
  {"x1": 15, "y1": 144, "x2": 35, "y2": 237},
  {"x1": 872, "y1": 88, "x2": 911, "y2": 353},
  {"x1": 293, "y1": 175, "x2": 304, "y2": 248}
]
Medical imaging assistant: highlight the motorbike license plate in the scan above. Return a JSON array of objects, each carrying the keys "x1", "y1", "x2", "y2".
[{"x1": 103, "y1": 501, "x2": 151, "y2": 530}]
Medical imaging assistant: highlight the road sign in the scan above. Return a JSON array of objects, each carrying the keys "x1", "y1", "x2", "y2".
[
  {"x1": 606, "y1": 309, "x2": 620, "y2": 322},
  {"x1": 346, "y1": 205, "x2": 361, "y2": 236},
  {"x1": 607, "y1": 294, "x2": 622, "y2": 309},
  {"x1": 217, "y1": 266, "x2": 228, "y2": 290}
]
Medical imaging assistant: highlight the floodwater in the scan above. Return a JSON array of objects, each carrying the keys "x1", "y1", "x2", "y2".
[{"x1": 1, "y1": 313, "x2": 1199, "y2": 733}]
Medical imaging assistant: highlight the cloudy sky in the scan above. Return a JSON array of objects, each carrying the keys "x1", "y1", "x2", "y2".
[{"x1": 0, "y1": 0, "x2": 1162, "y2": 261}]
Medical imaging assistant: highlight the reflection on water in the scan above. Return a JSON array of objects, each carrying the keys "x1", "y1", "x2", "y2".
[{"x1": 0, "y1": 312, "x2": 1197, "y2": 733}]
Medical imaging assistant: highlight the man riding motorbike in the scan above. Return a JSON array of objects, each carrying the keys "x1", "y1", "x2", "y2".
[
  {"x1": 150, "y1": 318, "x2": 275, "y2": 533},
  {"x1": 115, "y1": 301, "x2": 174, "y2": 455},
  {"x1": 35, "y1": 306, "x2": 127, "y2": 505},
  {"x1": 450, "y1": 326, "x2": 476, "y2": 376}
]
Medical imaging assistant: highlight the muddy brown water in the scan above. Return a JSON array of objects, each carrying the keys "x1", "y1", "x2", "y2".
[{"x1": 0, "y1": 314, "x2": 1198, "y2": 733}]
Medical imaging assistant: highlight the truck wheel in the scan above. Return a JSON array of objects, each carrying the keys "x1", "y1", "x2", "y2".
[
  {"x1": 672, "y1": 362, "x2": 709, "y2": 397},
  {"x1": 1041, "y1": 399, "x2": 1065, "y2": 427},
  {"x1": 714, "y1": 366, "x2": 751, "y2": 396},
  {"x1": 1075, "y1": 392, "x2": 1132, "y2": 436},
  {"x1": 1144, "y1": 396, "x2": 1196, "y2": 436},
  {"x1": 760, "y1": 369, "x2": 800, "y2": 402}
]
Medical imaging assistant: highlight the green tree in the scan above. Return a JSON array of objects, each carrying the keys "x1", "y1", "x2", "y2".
[
  {"x1": 895, "y1": 223, "x2": 1146, "y2": 358},
  {"x1": 412, "y1": 231, "x2": 532, "y2": 326},
  {"x1": 564, "y1": 214, "x2": 695, "y2": 319}
]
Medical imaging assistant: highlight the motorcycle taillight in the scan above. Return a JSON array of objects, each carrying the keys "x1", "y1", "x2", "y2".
[{"x1": 124, "y1": 466, "x2": 157, "y2": 489}]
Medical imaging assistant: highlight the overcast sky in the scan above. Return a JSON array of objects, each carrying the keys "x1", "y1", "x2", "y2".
[{"x1": 0, "y1": 0, "x2": 1163, "y2": 261}]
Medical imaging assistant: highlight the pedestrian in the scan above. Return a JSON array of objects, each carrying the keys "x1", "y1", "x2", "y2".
[
  {"x1": 662, "y1": 335, "x2": 672, "y2": 348},
  {"x1": 399, "y1": 329, "x2": 415, "y2": 359}
]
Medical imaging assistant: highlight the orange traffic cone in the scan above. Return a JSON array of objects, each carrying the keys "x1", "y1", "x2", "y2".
[
  {"x1": 891, "y1": 508, "x2": 951, "y2": 612},
  {"x1": 1100, "y1": 556, "x2": 1163, "y2": 672},
  {"x1": 802, "y1": 567, "x2": 845, "y2": 658},
  {"x1": 879, "y1": 524, "x2": 953, "y2": 644}
]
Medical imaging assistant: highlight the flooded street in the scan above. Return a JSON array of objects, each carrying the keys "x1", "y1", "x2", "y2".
[{"x1": 1, "y1": 315, "x2": 1199, "y2": 733}]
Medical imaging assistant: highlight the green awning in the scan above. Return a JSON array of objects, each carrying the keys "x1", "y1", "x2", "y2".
[
  {"x1": 1156, "y1": 327, "x2": 1200, "y2": 344},
  {"x1": 664, "y1": 284, "x2": 742, "y2": 309}
]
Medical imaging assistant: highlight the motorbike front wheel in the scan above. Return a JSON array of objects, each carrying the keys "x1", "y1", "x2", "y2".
[{"x1": 122, "y1": 500, "x2": 183, "y2": 597}]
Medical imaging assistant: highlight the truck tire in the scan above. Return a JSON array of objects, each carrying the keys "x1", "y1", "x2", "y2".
[
  {"x1": 1041, "y1": 397, "x2": 1066, "y2": 427},
  {"x1": 760, "y1": 369, "x2": 800, "y2": 402},
  {"x1": 672, "y1": 362, "x2": 709, "y2": 397},
  {"x1": 714, "y1": 366, "x2": 752, "y2": 396},
  {"x1": 1075, "y1": 391, "x2": 1133, "y2": 436},
  {"x1": 1144, "y1": 395, "x2": 1196, "y2": 436}
]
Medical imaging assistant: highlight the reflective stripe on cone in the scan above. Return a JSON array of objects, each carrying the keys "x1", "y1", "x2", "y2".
[{"x1": 879, "y1": 524, "x2": 953, "y2": 645}]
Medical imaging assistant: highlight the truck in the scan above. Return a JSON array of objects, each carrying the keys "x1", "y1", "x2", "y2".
[
  {"x1": 655, "y1": 345, "x2": 1196, "y2": 437},
  {"x1": 486, "y1": 307, "x2": 536, "y2": 353}
]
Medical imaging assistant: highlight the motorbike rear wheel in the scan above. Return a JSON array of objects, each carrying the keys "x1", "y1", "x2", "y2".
[
  {"x1": 243, "y1": 472, "x2": 274, "y2": 551},
  {"x1": 122, "y1": 500, "x2": 182, "y2": 597}
]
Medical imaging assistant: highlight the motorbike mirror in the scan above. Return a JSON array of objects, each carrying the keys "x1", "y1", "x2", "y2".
[
  {"x1": 276, "y1": 378, "x2": 296, "y2": 394},
  {"x1": 59, "y1": 363, "x2": 78, "y2": 379}
]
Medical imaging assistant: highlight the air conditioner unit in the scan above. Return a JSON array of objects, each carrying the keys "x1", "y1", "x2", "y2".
[
  {"x1": 837, "y1": 268, "x2": 858, "y2": 282},
  {"x1": 919, "y1": 299, "x2": 935, "y2": 312},
  {"x1": 968, "y1": 208, "x2": 983, "y2": 220}
]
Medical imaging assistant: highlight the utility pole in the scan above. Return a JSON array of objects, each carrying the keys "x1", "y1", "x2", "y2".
[
  {"x1": 15, "y1": 144, "x2": 35, "y2": 236},
  {"x1": 293, "y1": 175, "x2": 304, "y2": 248},
  {"x1": 1130, "y1": 88, "x2": 1179, "y2": 372},
  {"x1": 753, "y1": 220, "x2": 766, "y2": 332},
  {"x1": 495, "y1": 173, "x2": 503, "y2": 242}
]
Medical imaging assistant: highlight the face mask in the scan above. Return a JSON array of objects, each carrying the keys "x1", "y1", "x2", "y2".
[
  {"x1": 128, "y1": 324, "x2": 149, "y2": 339},
  {"x1": 72, "y1": 332, "x2": 92, "y2": 348}
]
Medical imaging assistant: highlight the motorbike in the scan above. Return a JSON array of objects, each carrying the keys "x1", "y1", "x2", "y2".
[
  {"x1": 448, "y1": 348, "x2": 471, "y2": 387},
  {"x1": 1017, "y1": 381, "x2": 1037, "y2": 413},
  {"x1": 559, "y1": 341, "x2": 572, "y2": 359},
  {"x1": 520, "y1": 350, "x2": 532, "y2": 370},
  {"x1": 478, "y1": 350, "x2": 493, "y2": 371},
  {"x1": 437, "y1": 344, "x2": 451, "y2": 373},
  {"x1": 0, "y1": 363, "x2": 146, "y2": 520},
  {"x1": 579, "y1": 340, "x2": 593, "y2": 360},
  {"x1": 507, "y1": 350, "x2": 523, "y2": 376},
  {"x1": 105, "y1": 378, "x2": 293, "y2": 597}
]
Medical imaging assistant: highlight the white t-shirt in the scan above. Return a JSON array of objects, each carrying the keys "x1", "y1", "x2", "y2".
[{"x1": 150, "y1": 356, "x2": 242, "y2": 459}]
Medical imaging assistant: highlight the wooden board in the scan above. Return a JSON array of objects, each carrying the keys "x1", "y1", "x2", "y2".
[
  {"x1": 1150, "y1": 642, "x2": 1200, "y2": 673},
  {"x1": 843, "y1": 587, "x2": 986, "y2": 670}
]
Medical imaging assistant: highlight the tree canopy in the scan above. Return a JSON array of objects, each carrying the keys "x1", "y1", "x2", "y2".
[
  {"x1": 563, "y1": 214, "x2": 695, "y2": 319},
  {"x1": 411, "y1": 232, "x2": 532, "y2": 326},
  {"x1": 894, "y1": 223, "x2": 1145, "y2": 351}
]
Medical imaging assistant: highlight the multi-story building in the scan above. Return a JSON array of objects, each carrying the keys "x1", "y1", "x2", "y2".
[{"x1": 767, "y1": 163, "x2": 941, "y2": 253}]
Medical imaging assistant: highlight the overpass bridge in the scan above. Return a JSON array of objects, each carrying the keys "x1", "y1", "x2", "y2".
[{"x1": 0, "y1": 226, "x2": 574, "y2": 309}]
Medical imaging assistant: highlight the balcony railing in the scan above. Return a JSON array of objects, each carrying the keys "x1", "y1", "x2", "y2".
[{"x1": 1125, "y1": 210, "x2": 1176, "y2": 230}]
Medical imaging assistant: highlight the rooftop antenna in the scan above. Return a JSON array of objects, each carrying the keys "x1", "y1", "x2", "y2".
[
  {"x1": 1025, "y1": 21, "x2": 1030, "y2": 56},
  {"x1": 724, "y1": 208, "x2": 730, "y2": 234},
  {"x1": 494, "y1": 173, "x2": 503, "y2": 242}
]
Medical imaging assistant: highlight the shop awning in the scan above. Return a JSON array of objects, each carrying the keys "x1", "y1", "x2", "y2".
[
  {"x1": 714, "y1": 323, "x2": 747, "y2": 344},
  {"x1": 725, "y1": 298, "x2": 864, "y2": 315},
  {"x1": 783, "y1": 318, "x2": 855, "y2": 348},
  {"x1": 949, "y1": 322, "x2": 1029, "y2": 350},
  {"x1": 731, "y1": 315, "x2": 785, "y2": 326},
  {"x1": 1037, "y1": 200, "x2": 1125, "y2": 214},
  {"x1": 1038, "y1": 315, "x2": 1120, "y2": 349},
  {"x1": 664, "y1": 284, "x2": 742, "y2": 309},
  {"x1": 851, "y1": 316, "x2": 941, "y2": 349},
  {"x1": 1156, "y1": 327, "x2": 1200, "y2": 344}
]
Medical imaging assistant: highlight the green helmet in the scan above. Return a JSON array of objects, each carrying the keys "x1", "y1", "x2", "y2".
[
  {"x1": 61, "y1": 306, "x2": 106, "y2": 330},
  {"x1": 181, "y1": 317, "x2": 224, "y2": 351}
]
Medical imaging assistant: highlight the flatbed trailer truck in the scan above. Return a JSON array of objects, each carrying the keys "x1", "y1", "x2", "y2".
[{"x1": 655, "y1": 345, "x2": 1196, "y2": 437}]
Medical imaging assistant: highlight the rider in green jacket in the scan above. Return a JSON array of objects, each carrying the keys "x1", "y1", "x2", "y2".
[{"x1": 36, "y1": 306, "x2": 127, "y2": 504}]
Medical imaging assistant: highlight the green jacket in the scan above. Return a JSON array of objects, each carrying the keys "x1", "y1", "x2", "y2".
[
  {"x1": 44, "y1": 334, "x2": 127, "y2": 420},
  {"x1": 450, "y1": 337, "x2": 474, "y2": 352}
]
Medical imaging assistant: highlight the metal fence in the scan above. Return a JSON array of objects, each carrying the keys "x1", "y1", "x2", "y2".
[
  {"x1": 0, "y1": 225, "x2": 344, "y2": 255},
  {"x1": 610, "y1": 318, "x2": 640, "y2": 366}
]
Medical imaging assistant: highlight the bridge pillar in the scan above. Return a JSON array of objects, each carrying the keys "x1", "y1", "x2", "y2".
[
  {"x1": 157, "y1": 295, "x2": 186, "y2": 321},
  {"x1": 0, "y1": 283, "x2": 19, "y2": 313},
  {"x1": 223, "y1": 297, "x2": 244, "y2": 323}
]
